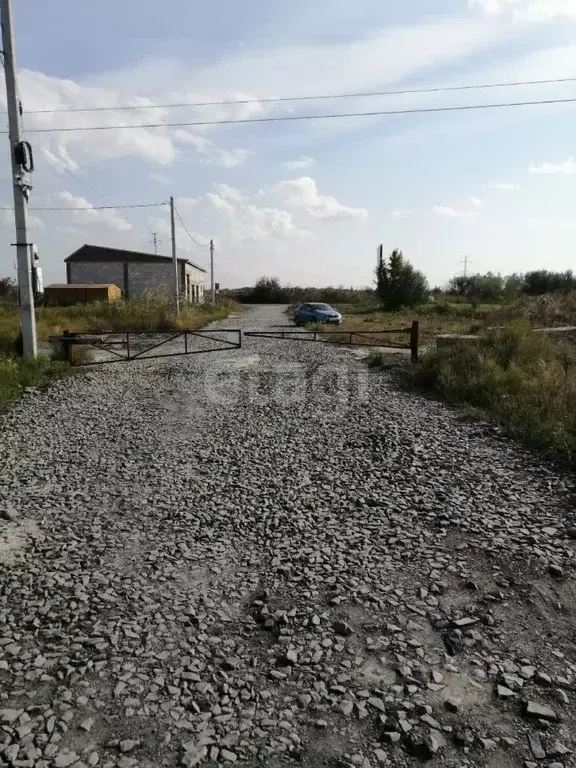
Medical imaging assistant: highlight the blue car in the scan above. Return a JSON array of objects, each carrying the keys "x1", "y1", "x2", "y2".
[{"x1": 293, "y1": 302, "x2": 342, "y2": 326}]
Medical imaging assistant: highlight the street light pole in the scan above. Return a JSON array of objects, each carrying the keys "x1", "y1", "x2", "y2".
[{"x1": 1, "y1": 0, "x2": 37, "y2": 357}]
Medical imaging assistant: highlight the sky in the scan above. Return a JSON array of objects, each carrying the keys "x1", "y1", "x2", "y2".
[{"x1": 2, "y1": 0, "x2": 576, "y2": 289}]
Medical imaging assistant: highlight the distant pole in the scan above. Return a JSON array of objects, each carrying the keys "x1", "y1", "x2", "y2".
[
  {"x1": 1, "y1": 0, "x2": 37, "y2": 357},
  {"x1": 152, "y1": 232, "x2": 159, "y2": 254},
  {"x1": 210, "y1": 239, "x2": 215, "y2": 303},
  {"x1": 170, "y1": 196, "x2": 180, "y2": 315},
  {"x1": 461, "y1": 255, "x2": 471, "y2": 278}
]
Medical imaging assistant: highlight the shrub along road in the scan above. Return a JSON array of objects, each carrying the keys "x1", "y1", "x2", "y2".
[{"x1": 0, "y1": 304, "x2": 575, "y2": 768}]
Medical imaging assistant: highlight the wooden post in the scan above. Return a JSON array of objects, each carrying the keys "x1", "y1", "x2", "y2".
[
  {"x1": 63, "y1": 329, "x2": 73, "y2": 365},
  {"x1": 410, "y1": 321, "x2": 419, "y2": 363}
]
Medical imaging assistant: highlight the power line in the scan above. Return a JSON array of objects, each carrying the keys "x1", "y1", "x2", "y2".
[
  {"x1": 0, "y1": 201, "x2": 168, "y2": 211},
  {"x1": 7, "y1": 96, "x2": 576, "y2": 134},
  {"x1": 14, "y1": 75, "x2": 576, "y2": 115},
  {"x1": 174, "y1": 206, "x2": 209, "y2": 248}
]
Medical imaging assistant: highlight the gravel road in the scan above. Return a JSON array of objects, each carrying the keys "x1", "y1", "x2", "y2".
[{"x1": 1, "y1": 304, "x2": 576, "y2": 768}]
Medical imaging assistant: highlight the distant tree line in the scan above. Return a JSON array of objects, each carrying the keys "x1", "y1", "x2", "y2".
[
  {"x1": 448, "y1": 270, "x2": 576, "y2": 301},
  {"x1": 218, "y1": 259, "x2": 576, "y2": 312},
  {"x1": 222, "y1": 277, "x2": 377, "y2": 307}
]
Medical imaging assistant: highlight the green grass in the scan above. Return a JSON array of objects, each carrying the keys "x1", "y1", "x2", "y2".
[
  {"x1": 0, "y1": 296, "x2": 238, "y2": 350},
  {"x1": 0, "y1": 296, "x2": 239, "y2": 413},
  {"x1": 0, "y1": 356, "x2": 70, "y2": 414},
  {"x1": 412, "y1": 324, "x2": 576, "y2": 464}
]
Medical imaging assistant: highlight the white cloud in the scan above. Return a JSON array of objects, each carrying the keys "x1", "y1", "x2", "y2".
[
  {"x1": 173, "y1": 131, "x2": 251, "y2": 167},
  {"x1": 489, "y1": 182, "x2": 521, "y2": 190},
  {"x1": 2, "y1": 72, "x2": 257, "y2": 174},
  {"x1": 469, "y1": 196, "x2": 484, "y2": 206},
  {"x1": 433, "y1": 205, "x2": 475, "y2": 218},
  {"x1": 285, "y1": 156, "x2": 317, "y2": 170},
  {"x1": 193, "y1": 190, "x2": 311, "y2": 243},
  {"x1": 391, "y1": 210, "x2": 412, "y2": 218},
  {"x1": 58, "y1": 191, "x2": 132, "y2": 232},
  {"x1": 213, "y1": 183, "x2": 244, "y2": 202},
  {"x1": 238, "y1": 204, "x2": 311, "y2": 241},
  {"x1": 529, "y1": 158, "x2": 576, "y2": 175},
  {"x1": 212, "y1": 148, "x2": 252, "y2": 168},
  {"x1": 148, "y1": 172, "x2": 171, "y2": 185},
  {"x1": 470, "y1": 0, "x2": 576, "y2": 19},
  {"x1": 173, "y1": 131, "x2": 213, "y2": 153},
  {"x1": 275, "y1": 177, "x2": 368, "y2": 220}
]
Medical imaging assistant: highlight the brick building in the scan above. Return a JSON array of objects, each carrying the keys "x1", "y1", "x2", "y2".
[{"x1": 65, "y1": 244, "x2": 206, "y2": 303}]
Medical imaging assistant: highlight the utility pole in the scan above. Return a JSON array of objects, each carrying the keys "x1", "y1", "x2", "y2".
[
  {"x1": 169, "y1": 196, "x2": 180, "y2": 315},
  {"x1": 461, "y1": 255, "x2": 472, "y2": 278},
  {"x1": 1, "y1": 0, "x2": 37, "y2": 357},
  {"x1": 151, "y1": 232, "x2": 160, "y2": 255},
  {"x1": 210, "y1": 239, "x2": 215, "y2": 303}
]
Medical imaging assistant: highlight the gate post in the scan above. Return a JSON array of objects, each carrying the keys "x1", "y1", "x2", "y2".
[
  {"x1": 63, "y1": 329, "x2": 73, "y2": 365},
  {"x1": 410, "y1": 321, "x2": 419, "y2": 363}
]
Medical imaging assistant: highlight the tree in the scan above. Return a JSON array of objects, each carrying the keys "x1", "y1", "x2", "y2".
[
  {"x1": 503, "y1": 273, "x2": 524, "y2": 298},
  {"x1": 0, "y1": 277, "x2": 18, "y2": 302},
  {"x1": 448, "y1": 275, "x2": 474, "y2": 297},
  {"x1": 448, "y1": 273, "x2": 503, "y2": 301},
  {"x1": 250, "y1": 277, "x2": 287, "y2": 303},
  {"x1": 375, "y1": 249, "x2": 429, "y2": 310},
  {"x1": 523, "y1": 270, "x2": 576, "y2": 296}
]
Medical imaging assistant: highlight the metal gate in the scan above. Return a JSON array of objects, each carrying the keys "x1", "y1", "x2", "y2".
[
  {"x1": 49, "y1": 329, "x2": 241, "y2": 366},
  {"x1": 244, "y1": 321, "x2": 419, "y2": 361}
]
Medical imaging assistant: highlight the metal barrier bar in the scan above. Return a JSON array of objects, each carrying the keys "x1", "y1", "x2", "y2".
[
  {"x1": 49, "y1": 329, "x2": 242, "y2": 366},
  {"x1": 244, "y1": 324, "x2": 419, "y2": 360}
]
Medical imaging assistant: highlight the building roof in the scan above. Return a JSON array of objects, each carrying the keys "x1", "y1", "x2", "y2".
[
  {"x1": 65, "y1": 244, "x2": 207, "y2": 273},
  {"x1": 46, "y1": 283, "x2": 120, "y2": 289}
]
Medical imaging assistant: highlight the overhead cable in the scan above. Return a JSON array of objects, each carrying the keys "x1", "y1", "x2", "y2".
[
  {"x1": 0, "y1": 202, "x2": 169, "y2": 211},
  {"x1": 174, "y1": 206, "x2": 209, "y2": 248},
  {"x1": 6, "y1": 96, "x2": 576, "y2": 134},
  {"x1": 14, "y1": 75, "x2": 576, "y2": 115}
]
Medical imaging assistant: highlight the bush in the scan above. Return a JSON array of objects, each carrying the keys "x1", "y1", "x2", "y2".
[{"x1": 416, "y1": 324, "x2": 576, "y2": 463}]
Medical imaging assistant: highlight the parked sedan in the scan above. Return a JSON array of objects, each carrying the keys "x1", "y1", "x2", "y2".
[{"x1": 293, "y1": 302, "x2": 342, "y2": 326}]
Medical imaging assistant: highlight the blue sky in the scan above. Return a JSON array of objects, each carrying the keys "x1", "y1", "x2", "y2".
[{"x1": 2, "y1": 0, "x2": 576, "y2": 288}]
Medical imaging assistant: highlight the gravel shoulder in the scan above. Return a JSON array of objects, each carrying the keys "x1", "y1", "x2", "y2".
[{"x1": 1, "y1": 304, "x2": 575, "y2": 768}]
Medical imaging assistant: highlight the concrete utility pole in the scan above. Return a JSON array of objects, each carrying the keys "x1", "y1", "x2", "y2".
[
  {"x1": 210, "y1": 239, "x2": 215, "y2": 303},
  {"x1": 1, "y1": 0, "x2": 37, "y2": 357},
  {"x1": 169, "y1": 196, "x2": 180, "y2": 316}
]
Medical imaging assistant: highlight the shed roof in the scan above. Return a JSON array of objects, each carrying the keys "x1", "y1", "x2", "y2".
[
  {"x1": 65, "y1": 244, "x2": 207, "y2": 273},
  {"x1": 46, "y1": 283, "x2": 120, "y2": 289}
]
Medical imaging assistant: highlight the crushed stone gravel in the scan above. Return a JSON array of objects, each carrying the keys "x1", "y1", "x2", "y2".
[{"x1": 0, "y1": 304, "x2": 575, "y2": 768}]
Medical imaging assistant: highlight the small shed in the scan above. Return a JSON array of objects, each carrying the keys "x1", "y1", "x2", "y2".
[{"x1": 44, "y1": 283, "x2": 121, "y2": 306}]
